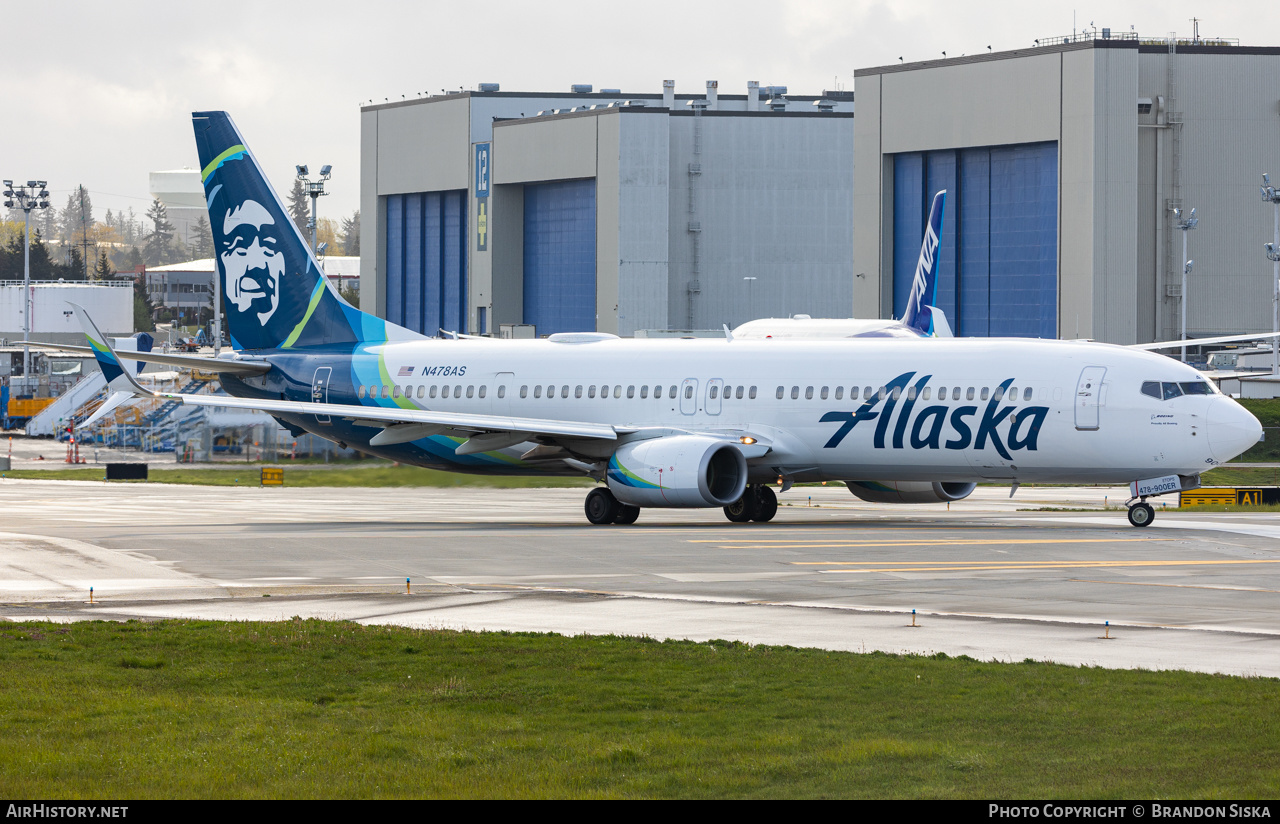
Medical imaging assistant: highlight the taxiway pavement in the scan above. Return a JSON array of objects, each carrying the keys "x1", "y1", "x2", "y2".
[{"x1": 2, "y1": 478, "x2": 1278, "y2": 677}]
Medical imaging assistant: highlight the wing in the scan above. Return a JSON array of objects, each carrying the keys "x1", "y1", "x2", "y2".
[{"x1": 1129, "y1": 331, "x2": 1280, "y2": 352}]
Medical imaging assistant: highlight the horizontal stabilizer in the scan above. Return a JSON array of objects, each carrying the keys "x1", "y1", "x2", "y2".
[{"x1": 19, "y1": 341, "x2": 270, "y2": 375}]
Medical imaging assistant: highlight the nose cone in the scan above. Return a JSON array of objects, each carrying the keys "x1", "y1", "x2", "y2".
[{"x1": 1207, "y1": 397, "x2": 1263, "y2": 463}]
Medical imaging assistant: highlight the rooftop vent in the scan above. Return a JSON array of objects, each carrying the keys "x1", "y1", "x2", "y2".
[
  {"x1": 600, "y1": 88, "x2": 621, "y2": 95},
  {"x1": 478, "y1": 82, "x2": 500, "y2": 92},
  {"x1": 767, "y1": 98, "x2": 787, "y2": 112},
  {"x1": 813, "y1": 99, "x2": 836, "y2": 112},
  {"x1": 762, "y1": 85, "x2": 788, "y2": 98},
  {"x1": 571, "y1": 84, "x2": 593, "y2": 94}
]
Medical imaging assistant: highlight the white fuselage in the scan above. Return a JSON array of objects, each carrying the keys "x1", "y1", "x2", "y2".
[{"x1": 341, "y1": 335, "x2": 1261, "y2": 485}]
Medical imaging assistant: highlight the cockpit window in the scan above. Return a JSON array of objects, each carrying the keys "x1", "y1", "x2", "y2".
[
  {"x1": 1141, "y1": 381, "x2": 1161, "y2": 399},
  {"x1": 1179, "y1": 381, "x2": 1213, "y2": 396},
  {"x1": 1162, "y1": 382, "x2": 1183, "y2": 400}
]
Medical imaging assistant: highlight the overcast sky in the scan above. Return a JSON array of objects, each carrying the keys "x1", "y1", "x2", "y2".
[{"x1": 2, "y1": 0, "x2": 1270, "y2": 227}]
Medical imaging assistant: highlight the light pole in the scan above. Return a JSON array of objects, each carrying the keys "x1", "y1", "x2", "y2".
[
  {"x1": 743, "y1": 276, "x2": 757, "y2": 323},
  {"x1": 295, "y1": 164, "x2": 332, "y2": 258},
  {"x1": 1261, "y1": 174, "x2": 1280, "y2": 375},
  {"x1": 1173, "y1": 207, "x2": 1198, "y2": 362},
  {"x1": 3, "y1": 180, "x2": 51, "y2": 390}
]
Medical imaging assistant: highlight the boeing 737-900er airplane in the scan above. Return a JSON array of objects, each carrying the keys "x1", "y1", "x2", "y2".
[{"x1": 56, "y1": 112, "x2": 1268, "y2": 529}]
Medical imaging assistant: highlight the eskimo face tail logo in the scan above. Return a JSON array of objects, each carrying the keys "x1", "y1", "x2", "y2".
[{"x1": 221, "y1": 199, "x2": 282, "y2": 326}]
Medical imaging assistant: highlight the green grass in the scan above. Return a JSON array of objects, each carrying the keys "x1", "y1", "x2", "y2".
[
  {"x1": 0, "y1": 619, "x2": 1277, "y2": 798},
  {"x1": 1200, "y1": 467, "x2": 1280, "y2": 487},
  {"x1": 0, "y1": 465, "x2": 594, "y2": 488},
  {"x1": 1235, "y1": 399, "x2": 1280, "y2": 462}
]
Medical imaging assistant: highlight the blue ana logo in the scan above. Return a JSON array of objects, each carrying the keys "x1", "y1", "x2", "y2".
[{"x1": 820, "y1": 371, "x2": 1049, "y2": 459}]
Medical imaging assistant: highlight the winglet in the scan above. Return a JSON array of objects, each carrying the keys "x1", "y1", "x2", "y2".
[{"x1": 70, "y1": 303, "x2": 152, "y2": 396}]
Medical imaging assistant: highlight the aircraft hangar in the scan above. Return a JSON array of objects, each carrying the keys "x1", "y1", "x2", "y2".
[
  {"x1": 854, "y1": 32, "x2": 1280, "y2": 345},
  {"x1": 359, "y1": 83, "x2": 854, "y2": 338},
  {"x1": 360, "y1": 33, "x2": 1280, "y2": 348}
]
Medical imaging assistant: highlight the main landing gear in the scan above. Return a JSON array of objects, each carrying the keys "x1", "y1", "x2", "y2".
[
  {"x1": 584, "y1": 487, "x2": 640, "y2": 525},
  {"x1": 1126, "y1": 500, "x2": 1156, "y2": 528},
  {"x1": 723, "y1": 484, "x2": 778, "y2": 524}
]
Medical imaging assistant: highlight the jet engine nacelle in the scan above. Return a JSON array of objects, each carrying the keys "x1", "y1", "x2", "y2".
[
  {"x1": 845, "y1": 480, "x2": 977, "y2": 504},
  {"x1": 607, "y1": 436, "x2": 748, "y2": 508}
]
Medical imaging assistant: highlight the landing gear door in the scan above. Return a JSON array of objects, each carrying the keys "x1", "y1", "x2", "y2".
[
  {"x1": 1074, "y1": 366, "x2": 1106, "y2": 431},
  {"x1": 680, "y1": 378, "x2": 698, "y2": 416},
  {"x1": 311, "y1": 366, "x2": 332, "y2": 424}
]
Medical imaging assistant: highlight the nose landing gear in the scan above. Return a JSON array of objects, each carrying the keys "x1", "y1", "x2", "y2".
[{"x1": 1126, "y1": 500, "x2": 1156, "y2": 528}]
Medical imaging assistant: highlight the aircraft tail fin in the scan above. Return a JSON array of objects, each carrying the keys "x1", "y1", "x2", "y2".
[
  {"x1": 901, "y1": 190, "x2": 948, "y2": 337},
  {"x1": 70, "y1": 303, "x2": 150, "y2": 397},
  {"x1": 192, "y1": 111, "x2": 423, "y2": 351}
]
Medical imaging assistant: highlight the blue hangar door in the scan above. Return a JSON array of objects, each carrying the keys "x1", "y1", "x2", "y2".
[
  {"x1": 523, "y1": 179, "x2": 596, "y2": 336},
  {"x1": 893, "y1": 143, "x2": 1058, "y2": 339},
  {"x1": 384, "y1": 190, "x2": 468, "y2": 336}
]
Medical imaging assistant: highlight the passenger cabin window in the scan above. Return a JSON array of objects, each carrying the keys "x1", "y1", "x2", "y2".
[
  {"x1": 980, "y1": 387, "x2": 989, "y2": 401},
  {"x1": 791, "y1": 387, "x2": 800, "y2": 400},
  {"x1": 561, "y1": 386, "x2": 569, "y2": 399},
  {"x1": 357, "y1": 385, "x2": 366, "y2": 399},
  {"x1": 906, "y1": 386, "x2": 916, "y2": 401},
  {"x1": 627, "y1": 385, "x2": 635, "y2": 398},
  {"x1": 575, "y1": 385, "x2": 583, "y2": 399},
  {"x1": 429, "y1": 385, "x2": 438, "y2": 399},
  {"x1": 710, "y1": 386, "x2": 719, "y2": 399},
  {"x1": 519, "y1": 386, "x2": 527, "y2": 398},
  {"x1": 614, "y1": 386, "x2": 623, "y2": 399},
  {"x1": 922, "y1": 387, "x2": 931, "y2": 400},
  {"x1": 417, "y1": 386, "x2": 426, "y2": 399},
  {"x1": 776, "y1": 386, "x2": 784, "y2": 400},
  {"x1": 588, "y1": 386, "x2": 597, "y2": 399},
  {"x1": 834, "y1": 387, "x2": 843, "y2": 400},
  {"x1": 669, "y1": 386, "x2": 677, "y2": 398},
  {"x1": 684, "y1": 385, "x2": 694, "y2": 399},
  {"x1": 534, "y1": 385, "x2": 543, "y2": 398},
  {"x1": 805, "y1": 386, "x2": 813, "y2": 400},
  {"x1": 820, "y1": 386, "x2": 829, "y2": 400},
  {"x1": 654, "y1": 386, "x2": 663, "y2": 399},
  {"x1": 497, "y1": 386, "x2": 505, "y2": 399},
  {"x1": 1024, "y1": 387, "x2": 1033, "y2": 401},
  {"x1": 966, "y1": 387, "x2": 975, "y2": 401},
  {"x1": 640, "y1": 385, "x2": 649, "y2": 399},
  {"x1": 478, "y1": 385, "x2": 487, "y2": 399},
  {"x1": 850, "y1": 387, "x2": 859, "y2": 400}
]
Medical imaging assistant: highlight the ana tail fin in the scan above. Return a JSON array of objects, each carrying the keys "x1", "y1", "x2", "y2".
[
  {"x1": 901, "y1": 189, "x2": 946, "y2": 337},
  {"x1": 192, "y1": 111, "x2": 422, "y2": 351}
]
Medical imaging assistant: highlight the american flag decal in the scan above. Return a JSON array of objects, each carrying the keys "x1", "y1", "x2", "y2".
[{"x1": 397, "y1": 366, "x2": 414, "y2": 377}]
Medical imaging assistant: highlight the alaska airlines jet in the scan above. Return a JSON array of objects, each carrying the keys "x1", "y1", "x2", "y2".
[{"x1": 69, "y1": 112, "x2": 1265, "y2": 529}]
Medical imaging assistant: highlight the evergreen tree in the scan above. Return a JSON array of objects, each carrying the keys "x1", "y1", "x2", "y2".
[
  {"x1": 191, "y1": 215, "x2": 214, "y2": 259},
  {"x1": 133, "y1": 274, "x2": 154, "y2": 333},
  {"x1": 93, "y1": 250, "x2": 114, "y2": 281},
  {"x1": 287, "y1": 178, "x2": 310, "y2": 237},
  {"x1": 341, "y1": 209, "x2": 360, "y2": 256},
  {"x1": 143, "y1": 199, "x2": 174, "y2": 266},
  {"x1": 59, "y1": 185, "x2": 93, "y2": 246},
  {"x1": 60, "y1": 247, "x2": 85, "y2": 281},
  {"x1": 126, "y1": 246, "x2": 144, "y2": 273},
  {"x1": 40, "y1": 205, "x2": 57, "y2": 242},
  {"x1": 27, "y1": 230, "x2": 56, "y2": 280}
]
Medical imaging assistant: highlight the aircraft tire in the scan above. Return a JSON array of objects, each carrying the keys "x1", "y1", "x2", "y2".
[
  {"x1": 753, "y1": 485, "x2": 778, "y2": 523},
  {"x1": 1127, "y1": 502, "x2": 1155, "y2": 528},
  {"x1": 723, "y1": 489, "x2": 758, "y2": 523},
  {"x1": 585, "y1": 488, "x2": 621, "y2": 525},
  {"x1": 614, "y1": 504, "x2": 641, "y2": 525}
]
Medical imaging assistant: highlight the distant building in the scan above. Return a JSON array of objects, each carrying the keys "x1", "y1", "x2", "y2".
[
  {"x1": 147, "y1": 258, "x2": 359, "y2": 313},
  {"x1": 361, "y1": 83, "x2": 854, "y2": 336},
  {"x1": 149, "y1": 169, "x2": 207, "y2": 248},
  {"x1": 0, "y1": 281, "x2": 133, "y2": 345}
]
